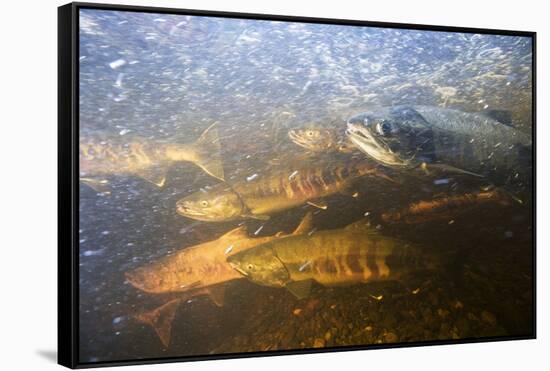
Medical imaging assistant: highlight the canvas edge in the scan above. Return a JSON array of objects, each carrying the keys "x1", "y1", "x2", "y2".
[
  {"x1": 58, "y1": 3, "x2": 79, "y2": 369},
  {"x1": 58, "y1": 2, "x2": 537, "y2": 369}
]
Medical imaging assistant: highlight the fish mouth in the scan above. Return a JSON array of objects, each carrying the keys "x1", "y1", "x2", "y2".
[
  {"x1": 346, "y1": 122, "x2": 407, "y2": 167},
  {"x1": 228, "y1": 261, "x2": 249, "y2": 277},
  {"x1": 176, "y1": 200, "x2": 206, "y2": 218}
]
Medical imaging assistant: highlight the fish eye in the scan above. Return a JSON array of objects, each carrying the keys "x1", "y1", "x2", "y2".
[
  {"x1": 247, "y1": 264, "x2": 254, "y2": 271},
  {"x1": 376, "y1": 121, "x2": 392, "y2": 136},
  {"x1": 200, "y1": 200, "x2": 209, "y2": 207},
  {"x1": 306, "y1": 130, "x2": 315, "y2": 137}
]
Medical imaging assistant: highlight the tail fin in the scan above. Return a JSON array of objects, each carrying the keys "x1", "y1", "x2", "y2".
[
  {"x1": 134, "y1": 299, "x2": 181, "y2": 348},
  {"x1": 192, "y1": 123, "x2": 225, "y2": 181}
]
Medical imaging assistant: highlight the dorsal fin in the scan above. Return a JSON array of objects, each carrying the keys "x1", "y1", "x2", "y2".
[
  {"x1": 344, "y1": 219, "x2": 379, "y2": 233},
  {"x1": 292, "y1": 212, "x2": 314, "y2": 235},
  {"x1": 220, "y1": 225, "x2": 248, "y2": 240},
  {"x1": 192, "y1": 123, "x2": 225, "y2": 181}
]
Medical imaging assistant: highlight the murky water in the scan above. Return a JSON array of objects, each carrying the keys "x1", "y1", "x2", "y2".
[{"x1": 78, "y1": 9, "x2": 533, "y2": 364}]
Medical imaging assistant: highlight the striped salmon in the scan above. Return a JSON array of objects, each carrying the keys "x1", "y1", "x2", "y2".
[
  {"x1": 125, "y1": 213, "x2": 313, "y2": 347},
  {"x1": 176, "y1": 159, "x2": 391, "y2": 222},
  {"x1": 227, "y1": 220, "x2": 438, "y2": 299},
  {"x1": 80, "y1": 123, "x2": 224, "y2": 193}
]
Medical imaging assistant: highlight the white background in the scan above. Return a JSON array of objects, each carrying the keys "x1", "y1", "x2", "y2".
[{"x1": 0, "y1": 0, "x2": 546, "y2": 369}]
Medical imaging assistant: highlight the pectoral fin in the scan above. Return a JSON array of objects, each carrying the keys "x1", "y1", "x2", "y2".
[
  {"x1": 205, "y1": 286, "x2": 226, "y2": 307},
  {"x1": 243, "y1": 213, "x2": 270, "y2": 221},
  {"x1": 135, "y1": 167, "x2": 167, "y2": 187},
  {"x1": 134, "y1": 299, "x2": 181, "y2": 348},
  {"x1": 80, "y1": 177, "x2": 111, "y2": 194},
  {"x1": 292, "y1": 212, "x2": 314, "y2": 235},
  {"x1": 285, "y1": 279, "x2": 313, "y2": 299},
  {"x1": 220, "y1": 225, "x2": 248, "y2": 239},
  {"x1": 423, "y1": 163, "x2": 483, "y2": 178}
]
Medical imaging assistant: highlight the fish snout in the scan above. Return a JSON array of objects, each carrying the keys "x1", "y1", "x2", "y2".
[
  {"x1": 346, "y1": 118, "x2": 378, "y2": 145},
  {"x1": 346, "y1": 119, "x2": 366, "y2": 136},
  {"x1": 288, "y1": 129, "x2": 305, "y2": 144},
  {"x1": 227, "y1": 258, "x2": 249, "y2": 277},
  {"x1": 176, "y1": 199, "x2": 194, "y2": 216}
]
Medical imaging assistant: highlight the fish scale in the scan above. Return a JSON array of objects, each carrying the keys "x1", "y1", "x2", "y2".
[
  {"x1": 271, "y1": 232, "x2": 389, "y2": 285},
  {"x1": 228, "y1": 222, "x2": 443, "y2": 298},
  {"x1": 236, "y1": 161, "x2": 371, "y2": 208}
]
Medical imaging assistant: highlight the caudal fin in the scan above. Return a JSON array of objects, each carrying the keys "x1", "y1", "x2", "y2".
[
  {"x1": 193, "y1": 123, "x2": 225, "y2": 181},
  {"x1": 134, "y1": 299, "x2": 181, "y2": 348}
]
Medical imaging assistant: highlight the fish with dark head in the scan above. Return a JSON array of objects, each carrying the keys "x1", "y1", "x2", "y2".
[{"x1": 346, "y1": 106, "x2": 532, "y2": 190}]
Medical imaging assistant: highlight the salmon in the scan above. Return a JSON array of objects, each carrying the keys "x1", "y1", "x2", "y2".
[{"x1": 80, "y1": 123, "x2": 224, "y2": 193}]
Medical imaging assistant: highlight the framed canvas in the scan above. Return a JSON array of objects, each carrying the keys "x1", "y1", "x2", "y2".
[{"x1": 58, "y1": 2, "x2": 536, "y2": 368}]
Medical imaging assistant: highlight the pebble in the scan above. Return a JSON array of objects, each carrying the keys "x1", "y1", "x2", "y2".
[
  {"x1": 384, "y1": 332, "x2": 398, "y2": 343},
  {"x1": 194, "y1": 264, "x2": 526, "y2": 355},
  {"x1": 481, "y1": 311, "x2": 497, "y2": 326},
  {"x1": 313, "y1": 338, "x2": 325, "y2": 348}
]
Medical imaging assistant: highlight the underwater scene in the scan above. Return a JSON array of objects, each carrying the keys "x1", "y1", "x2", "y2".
[{"x1": 78, "y1": 8, "x2": 534, "y2": 363}]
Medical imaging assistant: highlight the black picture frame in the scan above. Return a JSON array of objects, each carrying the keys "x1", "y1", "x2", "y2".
[{"x1": 58, "y1": 2, "x2": 536, "y2": 368}]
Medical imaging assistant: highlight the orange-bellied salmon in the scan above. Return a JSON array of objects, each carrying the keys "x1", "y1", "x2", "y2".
[{"x1": 125, "y1": 213, "x2": 313, "y2": 347}]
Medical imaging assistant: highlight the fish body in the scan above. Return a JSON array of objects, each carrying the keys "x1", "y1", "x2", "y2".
[
  {"x1": 80, "y1": 123, "x2": 224, "y2": 192},
  {"x1": 176, "y1": 159, "x2": 388, "y2": 221},
  {"x1": 126, "y1": 213, "x2": 313, "y2": 346},
  {"x1": 228, "y1": 220, "x2": 436, "y2": 298},
  {"x1": 346, "y1": 106, "x2": 532, "y2": 188},
  {"x1": 126, "y1": 226, "x2": 282, "y2": 295},
  {"x1": 382, "y1": 190, "x2": 511, "y2": 224}
]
